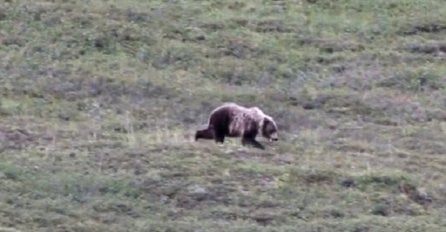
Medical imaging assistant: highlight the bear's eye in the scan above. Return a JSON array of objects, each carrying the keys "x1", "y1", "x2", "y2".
[
  {"x1": 268, "y1": 125, "x2": 275, "y2": 133},
  {"x1": 264, "y1": 122, "x2": 274, "y2": 133}
]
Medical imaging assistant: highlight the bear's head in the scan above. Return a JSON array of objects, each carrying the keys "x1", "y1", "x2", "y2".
[{"x1": 261, "y1": 117, "x2": 279, "y2": 142}]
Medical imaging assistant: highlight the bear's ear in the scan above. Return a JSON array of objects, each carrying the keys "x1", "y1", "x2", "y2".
[{"x1": 263, "y1": 117, "x2": 277, "y2": 132}]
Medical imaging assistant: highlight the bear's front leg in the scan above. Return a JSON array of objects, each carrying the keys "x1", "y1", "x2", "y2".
[{"x1": 241, "y1": 137, "x2": 265, "y2": 150}]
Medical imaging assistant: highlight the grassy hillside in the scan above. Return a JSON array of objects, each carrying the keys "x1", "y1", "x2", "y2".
[{"x1": 0, "y1": 0, "x2": 445, "y2": 231}]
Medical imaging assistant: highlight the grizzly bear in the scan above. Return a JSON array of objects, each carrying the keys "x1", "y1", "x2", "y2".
[{"x1": 195, "y1": 102, "x2": 279, "y2": 150}]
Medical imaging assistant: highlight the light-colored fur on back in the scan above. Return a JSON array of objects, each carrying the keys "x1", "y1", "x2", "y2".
[{"x1": 247, "y1": 106, "x2": 277, "y2": 133}]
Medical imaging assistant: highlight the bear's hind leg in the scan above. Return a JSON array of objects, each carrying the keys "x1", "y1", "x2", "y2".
[
  {"x1": 195, "y1": 128, "x2": 214, "y2": 141},
  {"x1": 211, "y1": 124, "x2": 226, "y2": 143},
  {"x1": 213, "y1": 127, "x2": 226, "y2": 143}
]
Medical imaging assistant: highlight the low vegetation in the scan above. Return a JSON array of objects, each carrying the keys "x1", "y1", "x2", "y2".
[{"x1": 0, "y1": 0, "x2": 445, "y2": 231}]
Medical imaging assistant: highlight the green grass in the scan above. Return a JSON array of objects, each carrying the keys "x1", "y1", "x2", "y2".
[{"x1": 0, "y1": 0, "x2": 445, "y2": 231}]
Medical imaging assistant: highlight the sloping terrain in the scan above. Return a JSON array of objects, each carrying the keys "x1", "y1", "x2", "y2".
[{"x1": 0, "y1": 0, "x2": 445, "y2": 231}]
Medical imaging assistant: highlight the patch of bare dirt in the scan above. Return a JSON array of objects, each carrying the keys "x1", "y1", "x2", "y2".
[
  {"x1": 251, "y1": 19, "x2": 299, "y2": 33},
  {"x1": 405, "y1": 42, "x2": 446, "y2": 55},
  {"x1": 401, "y1": 23, "x2": 446, "y2": 35},
  {"x1": 0, "y1": 128, "x2": 53, "y2": 151}
]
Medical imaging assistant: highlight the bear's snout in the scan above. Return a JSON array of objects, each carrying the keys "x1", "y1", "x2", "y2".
[{"x1": 269, "y1": 133, "x2": 279, "y2": 142}]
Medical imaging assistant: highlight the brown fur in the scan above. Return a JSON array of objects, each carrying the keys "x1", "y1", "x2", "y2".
[{"x1": 195, "y1": 103, "x2": 279, "y2": 149}]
